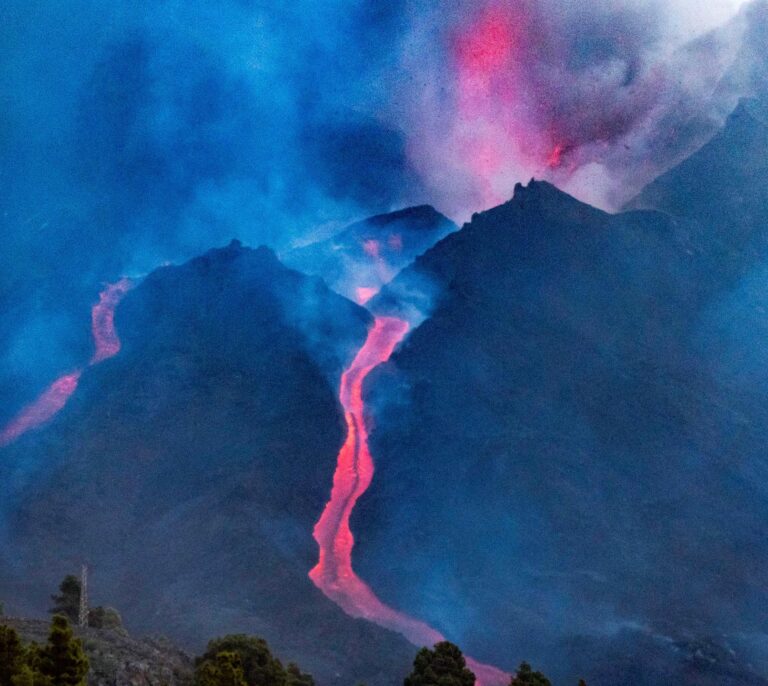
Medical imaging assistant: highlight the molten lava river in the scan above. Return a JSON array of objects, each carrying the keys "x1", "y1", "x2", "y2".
[
  {"x1": 310, "y1": 315, "x2": 508, "y2": 686},
  {"x1": 0, "y1": 279, "x2": 132, "y2": 447}
]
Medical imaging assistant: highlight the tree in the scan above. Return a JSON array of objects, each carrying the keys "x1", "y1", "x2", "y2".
[
  {"x1": 10, "y1": 665, "x2": 52, "y2": 686},
  {"x1": 195, "y1": 635, "x2": 299, "y2": 686},
  {"x1": 36, "y1": 615, "x2": 88, "y2": 686},
  {"x1": 49, "y1": 578, "x2": 80, "y2": 624},
  {"x1": 0, "y1": 626, "x2": 25, "y2": 686},
  {"x1": 510, "y1": 662, "x2": 551, "y2": 686},
  {"x1": 195, "y1": 652, "x2": 248, "y2": 686},
  {"x1": 86, "y1": 606, "x2": 123, "y2": 631},
  {"x1": 284, "y1": 663, "x2": 314, "y2": 686},
  {"x1": 404, "y1": 642, "x2": 475, "y2": 686}
]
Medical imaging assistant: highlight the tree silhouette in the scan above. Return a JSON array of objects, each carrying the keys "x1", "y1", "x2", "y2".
[
  {"x1": 285, "y1": 663, "x2": 314, "y2": 686},
  {"x1": 49, "y1": 578, "x2": 80, "y2": 624},
  {"x1": 37, "y1": 615, "x2": 88, "y2": 686},
  {"x1": 404, "y1": 642, "x2": 475, "y2": 686},
  {"x1": 510, "y1": 662, "x2": 551, "y2": 686},
  {"x1": 195, "y1": 651, "x2": 248, "y2": 686},
  {"x1": 0, "y1": 625, "x2": 25, "y2": 686},
  {"x1": 195, "y1": 634, "x2": 312, "y2": 686}
]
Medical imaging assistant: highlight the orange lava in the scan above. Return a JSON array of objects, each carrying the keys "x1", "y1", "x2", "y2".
[
  {"x1": 0, "y1": 279, "x2": 132, "y2": 447},
  {"x1": 309, "y1": 316, "x2": 509, "y2": 686}
]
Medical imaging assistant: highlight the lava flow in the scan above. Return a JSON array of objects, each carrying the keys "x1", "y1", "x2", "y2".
[
  {"x1": 0, "y1": 279, "x2": 132, "y2": 447},
  {"x1": 309, "y1": 316, "x2": 509, "y2": 686}
]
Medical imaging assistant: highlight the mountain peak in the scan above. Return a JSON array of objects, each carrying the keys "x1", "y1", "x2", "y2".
[{"x1": 464, "y1": 179, "x2": 604, "y2": 233}]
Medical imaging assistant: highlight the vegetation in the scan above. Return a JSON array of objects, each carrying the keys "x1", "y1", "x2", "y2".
[
  {"x1": 404, "y1": 641, "x2": 475, "y2": 686},
  {"x1": 3, "y1": 577, "x2": 586, "y2": 686},
  {"x1": 84, "y1": 607, "x2": 122, "y2": 632},
  {"x1": 0, "y1": 625, "x2": 26, "y2": 686},
  {"x1": 194, "y1": 635, "x2": 313, "y2": 686},
  {"x1": 510, "y1": 662, "x2": 551, "y2": 686},
  {"x1": 49, "y1": 577, "x2": 81, "y2": 624},
  {"x1": 0, "y1": 616, "x2": 88, "y2": 686}
]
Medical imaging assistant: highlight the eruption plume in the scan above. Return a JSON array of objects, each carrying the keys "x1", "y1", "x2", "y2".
[{"x1": 0, "y1": 279, "x2": 133, "y2": 447}]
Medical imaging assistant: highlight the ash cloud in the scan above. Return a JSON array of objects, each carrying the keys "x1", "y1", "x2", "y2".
[
  {"x1": 0, "y1": 0, "x2": 765, "y2": 409},
  {"x1": 400, "y1": 0, "x2": 764, "y2": 215}
]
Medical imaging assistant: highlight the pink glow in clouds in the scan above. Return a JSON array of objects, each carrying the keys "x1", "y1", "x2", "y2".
[
  {"x1": 451, "y1": 4, "x2": 530, "y2": 206},
  {"x1": 310, "y1": 313, "x2": 509, "y2": 686},
  {"x1": 0, "y1": 279, "x2": 133, "y2": 447}
]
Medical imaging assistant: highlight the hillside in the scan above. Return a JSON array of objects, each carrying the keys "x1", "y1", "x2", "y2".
[
  {"x1": 0, "y1": 241, "x2": 414, "y2": 686},
  {"x1": 627, "y1": 97, "x2": 768, "y2": 275},
  {"x1": 3, "y1": 617, "x2": 193, "y2": 686},
  {"x1": 356, "y1": 179, "x2": 768, "y2": 685}
]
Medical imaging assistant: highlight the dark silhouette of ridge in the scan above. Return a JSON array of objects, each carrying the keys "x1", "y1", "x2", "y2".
[
  {"x1": 0, "y1": 241, "x2": 415, "y2": 686},
  {"x1": 356, "y1": 173, "x2": 768, "y2": 685}
]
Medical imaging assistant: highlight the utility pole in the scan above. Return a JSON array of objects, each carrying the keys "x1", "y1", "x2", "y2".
[{"x1": 78, "y1": 564, "x2": 89, "y2": 627}]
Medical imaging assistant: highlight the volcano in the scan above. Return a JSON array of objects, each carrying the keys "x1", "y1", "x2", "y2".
[
  {"x1": 0, "y1": 279, "x2": 132, "y2": 447},
  {"x1": 0, "y1": 241, "x2": 415, "y2": 686},
  {"x1": 356, "y1": 170, "x2": 768, "y2": 685}
]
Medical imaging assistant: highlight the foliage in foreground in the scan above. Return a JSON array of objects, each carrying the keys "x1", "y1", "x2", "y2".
[
  {"x1": 402, "y1": 642, "x2": 582, "y2": 686},
  {"x1": 194, "y1": 634, "x2": 314, "y2": 686},
  {"x1": 6, "y1": 574, "x2": 583, "y2": 686},
  {"x1": 0, "y1": 615, "x2": 89, "y2": 686}
]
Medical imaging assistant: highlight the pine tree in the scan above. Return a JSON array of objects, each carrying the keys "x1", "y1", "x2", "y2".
[
  {"x1": 10, "y1": 665, "x2": 52, "y2": 686},
  {"x1": 510, "y1": 662, "x2": 551, "y2": 686},
  {"x1": 404, "y1": 642, "x2": 475, "y2": 686},
  {"x1": 49, "y1": 578, "x2": 80, "y2": 624},
  {"x1": 195, "y1": 652, "x2": 248, "y2": 686},
  {"x1": 37, "y1": 615, "x2": 88, "y2": 686},
  {"x1": 0, "y1": 625, "x2": 25, "y2": 686},
  {"x1": 195, "y1": 635, "x2": 289, "y2": 686},
  {"x1": 285, "y1": 663, "x2": 314, "y2": 686}
]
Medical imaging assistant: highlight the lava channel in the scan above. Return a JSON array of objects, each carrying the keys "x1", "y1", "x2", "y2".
[
  {"x1": 309, "y1": 315, "x2": 509, "y2": 686},
  {"x1": 0, "y1": 279, "x2": 133, "y2": 447}
]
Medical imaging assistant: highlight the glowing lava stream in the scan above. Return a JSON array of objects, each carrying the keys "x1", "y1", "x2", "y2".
[
  {"x1": 0, "y1": 279, "x2": 133, "y2": 447},
  {"x1": 309, "y1": 316, "x2": 509, "y2": 686}
]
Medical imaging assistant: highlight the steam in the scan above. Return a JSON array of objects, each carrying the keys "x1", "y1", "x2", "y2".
[
  {"x1": 2, "y1": 0, "x2": 766, "y2": 413},
  {"x1": 400, "y1": 0, "x2": 763, "y2": 215}
]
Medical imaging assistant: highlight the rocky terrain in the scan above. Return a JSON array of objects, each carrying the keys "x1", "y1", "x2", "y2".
[{"x1": 3, "y1": 617, "x2": 193, "y2": 686}]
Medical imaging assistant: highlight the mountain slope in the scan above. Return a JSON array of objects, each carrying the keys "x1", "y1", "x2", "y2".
[
  {"x1": 0, "y1": 241, "x2": 414, "y2": 686},
  {"x1": 627, "y1": 97, "x2": 768, "y2": 270},
  {"x1": 355, "y1": 181, "x2": 768, "y2": 685},
  {"x1": 284, "y1": 206, "x2": 456, "y2": 303}
]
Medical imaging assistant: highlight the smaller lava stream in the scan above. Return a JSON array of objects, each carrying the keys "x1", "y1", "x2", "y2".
[
  {"x1": 309, "y1": 316, "x2": 509, "y2": 686},
  {"x1": 0, "y1": 279, "x2": 133, "y2": 447}
]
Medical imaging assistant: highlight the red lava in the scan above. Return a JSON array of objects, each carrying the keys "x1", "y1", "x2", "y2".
[
  {"x1": 0, "y1": 279, "x2": 133, "y2": 447},
  {"x1": 0, "y1": 371, "x2": 83, "y2": 448},
  {"x1": 91, "y1": 278, "x2": 133, "y2": 363},
  {"x1": 309, "y1": 315, "x2": 509, "y2": 686}
]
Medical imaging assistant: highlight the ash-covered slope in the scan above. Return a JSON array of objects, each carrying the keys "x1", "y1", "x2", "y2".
[
  {"x1": 284, "y1": 206, "x2": 456, "y2": 303},
  {"x1": 0, "y1": 240, "x2": 414, "y2": 686},
  {"x1": 357, "y1": 180, "x2": 768, "y2": 685},
  {"x1": 628, "y1": 97, "x2": 768, "y2": 266}
]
